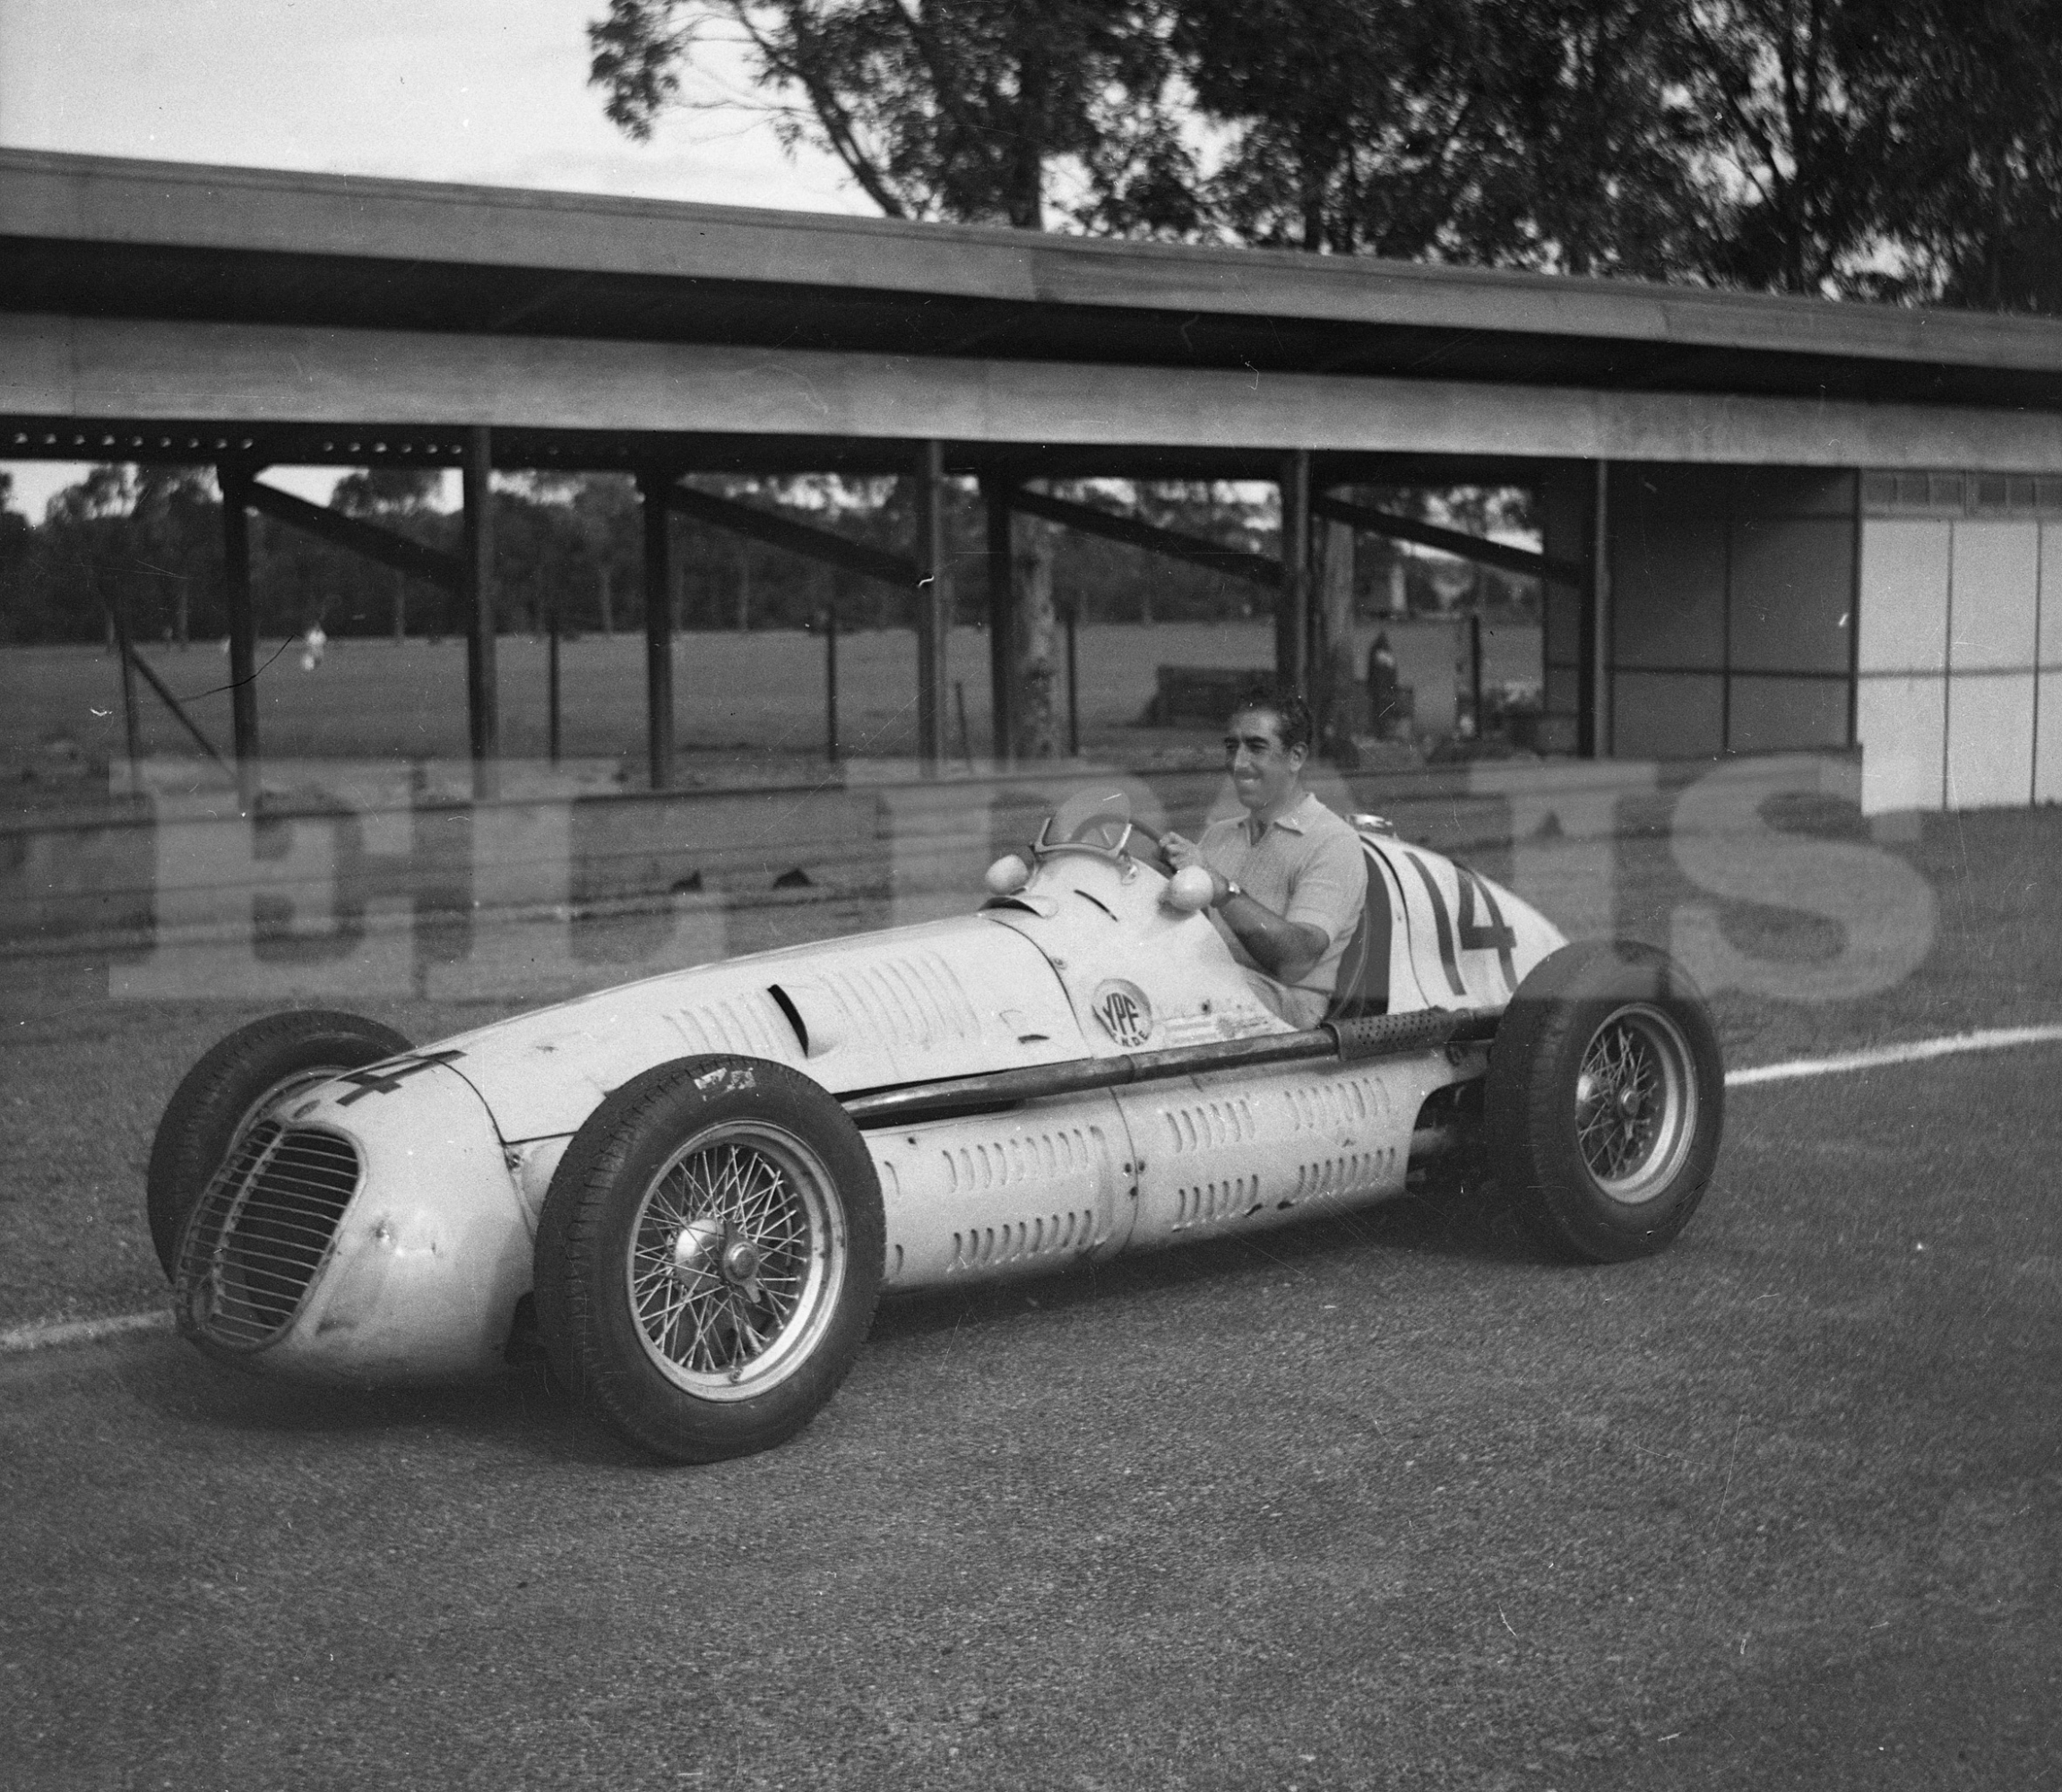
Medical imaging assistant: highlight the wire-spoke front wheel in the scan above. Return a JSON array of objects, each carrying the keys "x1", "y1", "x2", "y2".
[
  {"x1": 627, "y1": 1124, "x2": 844, "y2": 1400},
  {"x1": 538, "y1": 1057, "x2": 884, "y2": 1463},
  {"x1": 1487, "y1": 943, "x2": 1724, "y2": 1262}
]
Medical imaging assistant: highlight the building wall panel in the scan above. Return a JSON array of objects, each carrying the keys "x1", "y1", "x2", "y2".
[
  {"x1": 1858, "y1": 520, "x2": 1950, "y2": 674},
  {"x1": 2040, "y1": 522, "x2": 2062, "y2": 665},
  {"x1": 1730, "y1": 467, "x2": 1859, "y2": 516},
  {"x1": 1857, "y1": 676, "x2": 1946, "y2": 813},
  {"x1": 1946, "y1": 673, "x2": 2036, "y2": 808},
  {"x1": 1947, "y1": 521, "x2": 2040, "y2": 670},
  {"x1": 1730, "y1": 517, "x2": 1854, "y2": 673},
  {"x1": 2038, "y1": 671, "x2": 2062, "y2": 802},
  {"x1": 1727, "y1": 676, "x2": 1851, "y2": 754},
  {"x1": 1611, "y1": 516, "x2": 1726, "y2": 669},
  {"x1": 1611, "y1": 672, "x2": 1723, "y2": 759}
]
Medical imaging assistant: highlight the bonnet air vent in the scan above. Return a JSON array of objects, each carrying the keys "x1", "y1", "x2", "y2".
[{"x1": 767, "y1": 985, "x2": 809, "y2": 1055}]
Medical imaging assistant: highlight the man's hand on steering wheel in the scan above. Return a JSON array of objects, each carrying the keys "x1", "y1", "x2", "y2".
[{"x1": 1160, "y1": 831, "x2": 1226, "y2": 905}]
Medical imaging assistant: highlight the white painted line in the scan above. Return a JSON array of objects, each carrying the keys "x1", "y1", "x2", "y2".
[
  {"x1": 1727, "y1": 1022, "x2": 2062, "y2": 1089},
  {"x1": 0, "y1": 1308, "x2": 172, "y2": 1355}
]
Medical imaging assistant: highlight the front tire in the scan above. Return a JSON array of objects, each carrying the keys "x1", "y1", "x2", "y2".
[
  {"x1": 535, "y1": 1056, "x2": 884, "y2": 1463},
  {"x1": 1485, "y1": 942, "x2": 1723, "y2": 1262},
  {"x1": 145, "y1": 1009, "x2": 412, "y2": 1279}
]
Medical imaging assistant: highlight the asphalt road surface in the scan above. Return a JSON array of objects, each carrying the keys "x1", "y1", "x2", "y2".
[{"x1": 4, "y1": 1047, "x2": 2058, "y2": 1791}]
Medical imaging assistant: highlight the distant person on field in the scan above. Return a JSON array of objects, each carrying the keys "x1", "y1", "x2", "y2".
[
  {"x1": 1160, "y1": 684, "x2": 1368, "y2": 1029},
  {"x1": 300, "y1": 622, "x2": 326, "y2": 672},
  {"x1": 1367, "y1": 631, "x2": 1401, "y2": 737}
]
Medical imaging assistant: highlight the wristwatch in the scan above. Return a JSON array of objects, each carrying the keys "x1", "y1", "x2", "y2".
[{"x1": 1218, "y1": 877, "x2": 1242, "y2": 908}]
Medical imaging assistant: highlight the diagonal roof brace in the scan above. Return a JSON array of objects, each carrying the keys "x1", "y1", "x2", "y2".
[
  {"x1": 660, "y1": 480, "x2": 919, "y2": 587},
  {"x1": 1001, "y1": 485, "x2": 1282, "y2": 589},
  {"x1": 1313, "y1": 491, "x2": 1583, "y2": 588},
  {"x1": 240, "y1": 478, "x2": 462, "y2": 590}
]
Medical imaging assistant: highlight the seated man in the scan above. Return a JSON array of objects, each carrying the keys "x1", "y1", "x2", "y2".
[{"x1": 1161, "y1": 685, "x2": 1368, "y2": 1029}]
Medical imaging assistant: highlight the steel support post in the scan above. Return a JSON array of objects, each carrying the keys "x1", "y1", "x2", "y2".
[
  {"x1": 824, "y1": 604, "x2": 840, "y2": 763},
  {"x1": 547, "y1": 607, "x2": 562, "y2": 764},
  {"x1": 219, "y1": 463, "x2": 260, "y2": 809},
  {"x1": 1581, "y1": 461, "x2": 1612, "y2": 759},
  {"x1": 1065, "y1": 604, "x2": 1080, "y2": 757},
  {"x1": 912, "y1": 441, "x2": 951, "y2": 771},
  {"x1": 461, "y1": 426, "x2": 500, "y2": 794},
  {"x1": 981, "y1": 476, "x2": 1016, "y2": 763},
  {"x1": 1278, "y1": 450, "x2": 1312, "y2": 691},
  {"x1": 110, "y1": 590, "x2": 142, "y2": 788},
  {"x1": 638, "y1": 470, "x2": 676, "y2": 789}
]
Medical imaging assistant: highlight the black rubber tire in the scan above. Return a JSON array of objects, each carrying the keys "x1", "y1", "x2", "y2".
[
  {"x1": 145, "y1": 1010, "x2": 413, "y2": 1279},
  {"x1": 1484, "y1": 941, "x2": 1724, "y2": 1263},
  {"x1": 535, "y1": 1055, "x2": 884, "y2": 1464}
]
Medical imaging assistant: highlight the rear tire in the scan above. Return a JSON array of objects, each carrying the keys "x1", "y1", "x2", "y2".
[
  {"x1": 145, "y1": 1010, "x2": 412, "y2": 1279},
  {"x1": 1485, "y1": 942, "x2": 1723, "y2": 1262},
  {"x1": 535, "y1": 1055, "x2": 884, "y2": 1464}
]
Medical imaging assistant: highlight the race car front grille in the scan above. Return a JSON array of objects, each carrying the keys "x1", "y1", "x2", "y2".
[{"x1": 175, "y1": 1121, "x2": 361, "y2": 1350}]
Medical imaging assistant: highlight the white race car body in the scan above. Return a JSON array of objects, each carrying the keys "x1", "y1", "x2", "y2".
[{"x1": 175, "y1": 817, "x2": 1566, "y2": 1387}]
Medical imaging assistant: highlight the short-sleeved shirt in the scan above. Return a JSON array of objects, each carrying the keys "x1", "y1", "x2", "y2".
[{"x1": 1198, "y1": 792, "x2": 1369, "y2": 1028}]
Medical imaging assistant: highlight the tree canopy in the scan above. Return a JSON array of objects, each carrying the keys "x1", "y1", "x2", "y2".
[
  {"x1": 591, "y1": 0, "x2": 1199, "y2": 231},
  {"x1": 590, "y1": 0, "x2": 2062, "y2": 312}
]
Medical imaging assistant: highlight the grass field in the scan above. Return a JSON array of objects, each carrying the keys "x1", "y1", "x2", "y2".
[{"x1": 2, "y1": 621, "x2": 1542, "y2": 780}]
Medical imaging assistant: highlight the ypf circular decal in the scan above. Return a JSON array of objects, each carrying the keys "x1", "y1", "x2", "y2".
[{"x1": 1091, "y1": 979, "x2": 1153, "y2": 1048}]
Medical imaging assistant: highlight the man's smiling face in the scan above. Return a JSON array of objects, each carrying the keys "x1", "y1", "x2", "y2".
[{"x1": 1224, "y1": 705, "x2": 1306, "y2": 821}]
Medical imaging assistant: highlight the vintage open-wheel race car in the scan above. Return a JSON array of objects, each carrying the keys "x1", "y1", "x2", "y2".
[{"x1": 147, "y1": 787, "x2": 1724, "y2": 1463}]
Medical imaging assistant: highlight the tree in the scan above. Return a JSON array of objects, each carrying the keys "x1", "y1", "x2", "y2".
[
  {"x1": 1473, "y1": 0, "x2": 1714, "y2": 279},
  {"x1": 1177, "y1": 0, "x2": 1710, "y2": 276},
  {"x1": 33, "y1": 465, "x2": 222, "y2": 648},
  {"x1": 0, "y1": 473, "x2": 35, "y2": 645},
  {"x1": 1678, "y1": 0, "x2": 1902, "y2": 296},
  {"x1": 332, "y1": 469, "x2": 441, "y2": 516},
  {"x1": 1870, "y1": 0, "x2": 2062, "y2": 313},
  {"x1": 591, "y1": 0, "x2": 1195, "y2": 232}
]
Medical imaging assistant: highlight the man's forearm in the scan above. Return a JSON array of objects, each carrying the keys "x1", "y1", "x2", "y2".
[{"x1": 1219, "y1": 890, "x2": 1327, "y2": 982}]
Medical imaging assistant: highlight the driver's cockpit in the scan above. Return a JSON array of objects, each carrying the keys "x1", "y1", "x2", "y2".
[{"x1": 985, "y1": 784, "x2": 1394, "y2": 1030}]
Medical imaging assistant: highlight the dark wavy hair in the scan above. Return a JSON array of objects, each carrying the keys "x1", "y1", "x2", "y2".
[{"x1": 1229, "y1": 679, "x2": 1315, "y2": 755}]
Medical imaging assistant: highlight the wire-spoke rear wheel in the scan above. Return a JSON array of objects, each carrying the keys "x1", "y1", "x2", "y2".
[
  {"x1": 1487, "y1": 943, "x2": 1723, "y2": 1262},
  {"x1": 1573, "y1": 1003, "x2": 1701, "y2": 1203},
  {"x1": 537, "y1": 1057, "x2": 884, "y2": 1463}
]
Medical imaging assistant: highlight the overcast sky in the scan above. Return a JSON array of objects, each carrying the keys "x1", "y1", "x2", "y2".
[{"x1": 0, "y1": 0, "x2": 866, "y2": 517}]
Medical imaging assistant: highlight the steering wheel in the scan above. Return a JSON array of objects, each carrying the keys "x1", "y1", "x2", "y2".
[{"x1": 1065, "y1": 814, "x2": 1171, "y2": 875}]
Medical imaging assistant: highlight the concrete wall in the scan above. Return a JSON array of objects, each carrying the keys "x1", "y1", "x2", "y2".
[{"x1": 1856, "y1": 470, "x2": 2062, "y2": 814}]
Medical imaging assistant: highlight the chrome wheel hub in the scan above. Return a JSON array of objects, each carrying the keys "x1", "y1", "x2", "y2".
[{"x1": 669, "y1": 1217, "x2": 726, "y2": 1282}]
